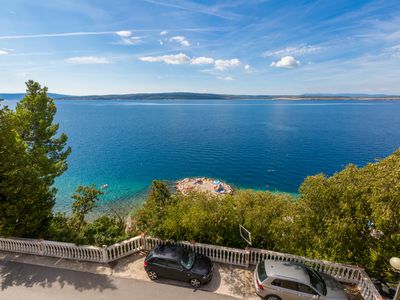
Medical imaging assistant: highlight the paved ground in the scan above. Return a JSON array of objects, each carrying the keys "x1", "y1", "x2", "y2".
[
  {"x1": 0, "y1": 260, "x2": 237, "y2": 300},
  {"x1": 0, "y1": 251, "x2": 259, "y2": 299}
]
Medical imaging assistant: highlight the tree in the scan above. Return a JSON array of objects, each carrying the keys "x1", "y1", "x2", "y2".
[
  {"x1": 296, "y1": 150, "x2": 400, "y2": 277},
  {"x1": 16, "y1": 80, "x2": 71, "y2": 186},
  {"x1": 0, "y1": 81, "x2": 71, "y2": 237},
  {"x1": 71, "y1": 185, "x2": 103, "y2": 230},
  {"x1": 134, "y1": 180, "x2": 172, "y2": 235}
]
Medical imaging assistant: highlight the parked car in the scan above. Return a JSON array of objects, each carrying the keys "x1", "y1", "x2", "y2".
[
  {"x1": 254, "y1": 260, "x2": 349, "y2": 300},
  {"x1": 373, "y1": 278, "x2": 396, "y2": 299},
  {"x1": 144, "y1": 244, "x2": 213, "y2": 288}
]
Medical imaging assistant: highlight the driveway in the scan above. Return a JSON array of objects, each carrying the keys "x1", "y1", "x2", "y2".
[
  {"x1": 0, "y1": 260, "x2": 237, "y2": 300},
  {"x1": 0, "y1": 251, "x2": 259, "y2": 299}
]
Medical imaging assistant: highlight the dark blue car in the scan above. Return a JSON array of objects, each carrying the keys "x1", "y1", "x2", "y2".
[{"x1": 144, "y1": 244, "x2": 213, "y2": 288}]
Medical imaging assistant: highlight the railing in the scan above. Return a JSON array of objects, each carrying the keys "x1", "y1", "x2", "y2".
[
  {"x1": 0, "y1": 235, "x2": 381, "y2": 300},
  {"x1": 250, "y1": 248, "x2": 359, "y2": 283},
  {"x1": 106, "y1": 236, "x2": 144, "y2": 261},
  {"x1": 248, "y1": 247, "x2": 381, "y2": 300},
  {"x1": 0, "y1": 237, "x2": 105, "y2": 262},
  {"x1": 145, "y1": 237, "x2": 249, "y2": 266}
]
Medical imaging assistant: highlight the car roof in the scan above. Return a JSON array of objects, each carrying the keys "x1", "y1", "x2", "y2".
[
  {"x1": 151, "y1": 244, "x2": 185, "y2": 260},
  {"x1": 263, "y1": 260, "x2": 311, "y2": 285}
]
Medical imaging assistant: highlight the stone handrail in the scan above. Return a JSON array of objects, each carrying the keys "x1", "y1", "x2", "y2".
[
  {"x1": 0, "y1": 235, "x2": 381, "y2": 300},
  {"x1": 0, "y1": 237, "x2": 105, "y2": 262},
  {"x1": 106, "y1": 236, "x2": 144, "y2": 261},
  {"x1": 144, "y1": 237, "x2": 249, "y2": 266}
]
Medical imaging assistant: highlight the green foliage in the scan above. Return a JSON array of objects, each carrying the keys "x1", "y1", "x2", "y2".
[
  {"x1": 0, "y1": 81, "x2": 70, "y2": 237},
  {"x1": 48, "y1": 213, "x2": 128, "y2": 247},
  {"x1": 297, "y1": 150, "x2": 400, "y2": 278},
  {"x1": 134, "y1": 180, "x2": 172, "y2": 235},
  {"x1": 81, "y1": 215, "x2": 128, "y2": 246},
  {"x1": 133, "y1": 150, "x2": 400, "y2": 278},
  {"x1": 134, "y1": 188, "x2": 294, "y2": 248},
  {"x1": 71, "y1": 185, "x2": 103, "y2": 230},
  {"x1": 47, "y1": 185, "x2": 127, "y2": 246}
]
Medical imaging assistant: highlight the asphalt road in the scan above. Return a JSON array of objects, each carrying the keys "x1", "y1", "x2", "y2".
[{"x1": 0, "y1": 261, "x2": 236, "y2": 300}]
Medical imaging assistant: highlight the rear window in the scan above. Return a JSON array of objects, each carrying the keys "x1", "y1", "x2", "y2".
[
  {"x1": 146, "y1": 252, "x2": 153, "y2": 261},
  {"x1": 258, "y1": 262, "x2": 268, "y2": 282}
]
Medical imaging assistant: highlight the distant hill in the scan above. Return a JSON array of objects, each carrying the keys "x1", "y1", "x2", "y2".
[
  {"x1": 59, "y1": 92, "x2": 400, "y2": 100},
  {"x1": 2, "y1": 92, "x2": 400, "y2": 101},
  {"x1": 302, "y1": 93, "x2": 396, "y2": 97},
  {"x1": 0, "y1": 93, "x2": 69, "y2": 101}
]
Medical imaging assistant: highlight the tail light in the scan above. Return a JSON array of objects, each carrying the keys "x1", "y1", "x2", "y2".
[
  {"x1": 144, "y1": 261, "x2": 149, "y2": 267},
  {"x1": 256, "y1": 278, "x2": 264, "y2": 290}
]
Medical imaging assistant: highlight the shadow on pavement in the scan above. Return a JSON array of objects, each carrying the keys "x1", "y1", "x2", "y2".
[{"x1": 0, "y1": 261, "x2": 117, "y2": 292}]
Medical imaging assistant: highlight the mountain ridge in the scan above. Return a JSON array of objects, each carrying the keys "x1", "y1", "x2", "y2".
[{"x1": 1, "y1": 92, "x2": 400, "y2": 101}]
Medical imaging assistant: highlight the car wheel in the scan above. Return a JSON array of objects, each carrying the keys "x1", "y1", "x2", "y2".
[
  {"x1": 147, "y1": 270, "x2": 158, "y2": 280},
  {"x1": 190, "y1": 278, "x2": 201, "y2": 288},
  {"x1": 264, "y1": 295, "x2": 281, "y2": 300}
]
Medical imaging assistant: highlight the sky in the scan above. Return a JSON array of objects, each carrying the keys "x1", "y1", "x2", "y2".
[{"x1": 1, "y1": 0, "x2": 400, "y2": 95}]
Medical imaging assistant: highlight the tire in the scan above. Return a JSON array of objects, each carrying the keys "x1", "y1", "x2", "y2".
[
  {"x1": 264, "y1": 295, "x2": 281, "y2": 300},
  {"x1": 190, "y1": 278, "x2": 202, "y2": 288},
  {"x1": 147, "y1": 270, "x2": 158, "y2": 280}
]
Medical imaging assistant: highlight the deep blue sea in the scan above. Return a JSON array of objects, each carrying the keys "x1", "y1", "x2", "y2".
[{"x1": 3, "y1": 99, "x2": 400, "y2": 213}]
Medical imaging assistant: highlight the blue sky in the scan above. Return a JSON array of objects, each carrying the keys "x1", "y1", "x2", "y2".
[{"x1": 1, "y1": 0, "x2": 400, "y2": 95}]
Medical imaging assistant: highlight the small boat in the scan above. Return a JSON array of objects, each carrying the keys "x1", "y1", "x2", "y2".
[{"x1": 100, "y1": 184, "x2": 109, "y2": 190}]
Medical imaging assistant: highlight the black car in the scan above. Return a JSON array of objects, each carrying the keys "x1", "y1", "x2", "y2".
[{"x1": 144, "y1": 244, "x2": 213, "y2": 288}]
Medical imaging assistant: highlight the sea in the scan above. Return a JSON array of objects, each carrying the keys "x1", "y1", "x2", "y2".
[{"x1": 2, "y1": 99, "x2": 400, "y2": 214}]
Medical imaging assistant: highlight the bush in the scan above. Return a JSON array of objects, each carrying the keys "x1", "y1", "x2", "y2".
[{"x1": 133, "y1": 150, "x2": 400, "y2": 279}]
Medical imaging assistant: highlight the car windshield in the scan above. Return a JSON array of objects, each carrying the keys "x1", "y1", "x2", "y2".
[
  {"x1": 180, "y1": 250, "x2": 196, "y2": 269},
  {"x1": 258, "y1": 262, "x2": 268, "y2": 282},
  {"x1": 306, "y1": 267, "x2": 327, "y2": 296}
]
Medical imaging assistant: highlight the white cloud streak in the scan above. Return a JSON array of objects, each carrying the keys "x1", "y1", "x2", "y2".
[
  {"x1": 170, "y1": 36, "x2": 190, "y2": 47},
  {"x1": 263, "y1": 44, "x2": 321, "y2": 57},
  {"x1": 0, "y1": 31, "x2": 116, "y2": 40},
  {"x1": 271, "y1": 56, "x2": 300, "y2": 68},
  {"x1": 140, "y1": 53, "x2": 191, "y2": 64},
  {"x1": 140, "y1": 53, "x2": 241, "y2": 71},
  {"x1": 0, "y1": 49, "x2": 9, "y2": 55},
  {"x1": 191, "y1": 56, "x2": 214, "y2": 65},
  {"x1": 115, "y1": 30, "x2": 142, "y2": 45},
  {"x1": 115, "y1": 30, "x2": 133, "y2": 37},
  {"x1": 214, "y1": 58, "x2": 240, "y2": 70},
  {"x1": 160, "y1": 30, "x2": 168, "y2": 35},
  {"x1": 217, "y1": 76, "x2": 234, "y2": 80},
  {"x1": 66, "y1": 56, "x2": 111, "y2": 64}
]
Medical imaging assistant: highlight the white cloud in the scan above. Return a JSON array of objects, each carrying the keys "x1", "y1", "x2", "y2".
[
  {"x1": 118, "y1": 36, "x2": 142, "y2": 45},
  {"x1": 115, "y1": 30, "x2": 132, "y2": 37},
  {"x1": 140, "y1": 53, "x2": 241, "y2": 72},
  {"x1": 160, "y1": 30, "x2": 168, "y2": 36},
  {"x1": 191, "y1": 56, "x2": 214, "y2": 65},
  {"x1": 217, "y1": 76, "x2": 234, "y2": 80},
  {"x1": 114, "y1": 30, "x2": 142, "y2": 45},
  {"x1": 0, "y1": 49, "x2": 9, "y2": 55},
  {"x1": 385, "y1": 44, "x2": 400, "y2": 57},
  {"x1": 66, "y1": 56, "x2": 110, "y2": 64},
  {"x1": 214, "y1": 58, "x2": 240, "y2": 71},
  {"x1": 263, "y1": 44, "x2": 321, "y2": 57},
  {"x1": 244, "y1": 64, "x2": 251, "y2": 71},
  {"x1": 170, "y1": 36, "x2": 190, "y2": 47},
  {"x1": 139, "y1": 53, "x2": 190, "y2": 64},
  {"x1": 270, "y1": 56, "x2": 300, "y2": 68},
  {"x1": 159, "y1": 40, "x2": 164, "y2": 45},
  {"x1": 0, "y1": 31, "x2": 116, "y2": 40}
]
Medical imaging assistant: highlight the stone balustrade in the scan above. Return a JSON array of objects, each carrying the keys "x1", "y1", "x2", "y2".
[{"x1": 0, "y1": 235, "x2": 381, "y2": 300}]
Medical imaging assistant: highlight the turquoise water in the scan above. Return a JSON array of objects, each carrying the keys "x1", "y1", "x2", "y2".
[{"x1": 3, "y1": 99, "x2": 400, "y2": 213}]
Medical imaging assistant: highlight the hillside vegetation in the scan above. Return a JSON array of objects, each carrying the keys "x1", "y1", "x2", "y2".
[{"x1": 133, "y1": 151, "x2": 400, "y2": 278}]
